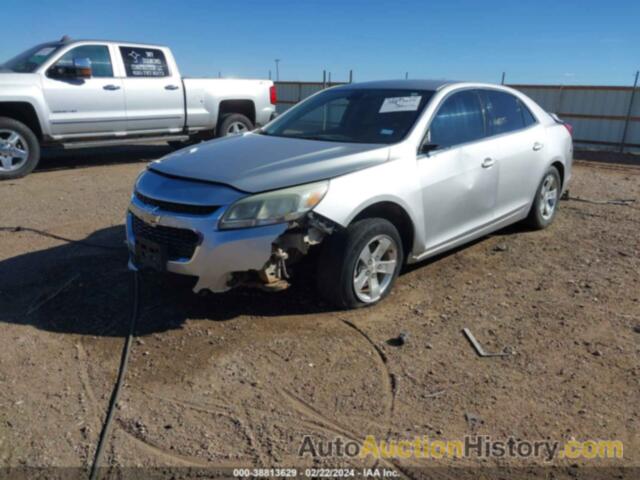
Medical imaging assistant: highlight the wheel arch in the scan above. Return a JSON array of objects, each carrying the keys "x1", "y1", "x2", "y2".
[
  {"x1": 350, "y1": 201, "x2": 415, "y2": 262},
  {"x1": 0, "y1": 102, "x2": 43, "y2": 140},
  {"x1": 218, "y1": 99, "x2": 256, "y2": 125}
]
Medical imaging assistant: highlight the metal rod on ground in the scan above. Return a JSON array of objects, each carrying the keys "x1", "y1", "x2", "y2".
[
  {"x1": 620, "y1": 70, "x2": 639, "y2": 153},
  {"x1": 501, "y1": 72, "x2": 506, "y2": 85}
]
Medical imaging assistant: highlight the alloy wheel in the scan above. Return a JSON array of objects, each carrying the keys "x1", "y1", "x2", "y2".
[
  {"x1": 0, "y1": 129, "x2": 29, "y2": 172},
  {"x1": 353, "y1": 234, "x2": 398, "y2": 303}
]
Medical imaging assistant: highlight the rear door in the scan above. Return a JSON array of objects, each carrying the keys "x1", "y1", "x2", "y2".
[
  {"x1": 41, "y1": 43, "x2": 126, "y2": 136},
  {"x1": 418, "y1": 89, "x2": 498, "y2": 251},
  {"x1": 480, "y1": 89, "x2": 545, "y2": 219},
  {"x1": 118, "y1": 45, "x2": 185, "y2": 134}
]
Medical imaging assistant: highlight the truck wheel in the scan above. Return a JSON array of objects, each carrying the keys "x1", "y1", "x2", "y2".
[
  {"x1": 217, "y1": 114, "x2": 253, "y2": 137},
  {"x1": 316, "y1": 218, "x2": 404, "y2": 309},
  {"x1": 0, "y1": 117, "x2": 40, "y2": 180}
]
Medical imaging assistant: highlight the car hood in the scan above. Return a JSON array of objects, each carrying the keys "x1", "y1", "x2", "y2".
[{"x1": 149, "y1": 133, "x2": 390, "y2": 193}]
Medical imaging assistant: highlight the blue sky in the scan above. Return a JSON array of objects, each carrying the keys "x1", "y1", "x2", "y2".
[{"x1": 2, "y1": 0, "x2": 638, "y2": 85}]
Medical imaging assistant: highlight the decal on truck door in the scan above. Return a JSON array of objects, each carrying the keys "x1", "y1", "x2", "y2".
[{"x1": 120, "y1": 47, "x2": 169, "y2": 78}]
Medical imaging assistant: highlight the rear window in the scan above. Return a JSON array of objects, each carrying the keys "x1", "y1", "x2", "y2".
[
  {"x1": 120, "y1": 47, "x2": 169, "y2": 77},
  {"x1": 483, "y1": 90, "x2": 528, "y2": 135}
]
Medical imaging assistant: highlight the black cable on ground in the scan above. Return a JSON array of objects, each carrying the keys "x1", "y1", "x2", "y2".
[
  {"x1": 89, "y1": 271, "x2": 140, "y2": 480},
  {"x1": 0, "y1": 226, "x2": 123, "y2": 250}
]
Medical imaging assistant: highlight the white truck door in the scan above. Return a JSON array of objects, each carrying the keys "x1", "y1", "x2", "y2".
[
  {"x1": 42, "y1": 44, "x2": 126, "y2": 137},
  {"x1": 118, "y1": 46, "x2": 185, "y2": 134}
]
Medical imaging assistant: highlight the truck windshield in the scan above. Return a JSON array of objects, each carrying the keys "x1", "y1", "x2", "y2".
[
  {"x1": 261, "y1": 88, "x2": 434, "y2": 144},
  {"x1": 2, "y1": 43, "x2": 62, "y2": 73}
]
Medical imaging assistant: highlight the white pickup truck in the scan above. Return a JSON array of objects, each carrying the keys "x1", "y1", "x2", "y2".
[{"x1": 0, "y1": 37, "x2": 277, "y2": 179}]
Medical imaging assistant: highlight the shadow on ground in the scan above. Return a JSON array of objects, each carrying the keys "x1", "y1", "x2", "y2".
[
  {"x1": 0, "y1": 226, "x2": 333, "y2": 338},
  {"x1": 35, "y1": 144, "x2": 173, "y2": 173}
]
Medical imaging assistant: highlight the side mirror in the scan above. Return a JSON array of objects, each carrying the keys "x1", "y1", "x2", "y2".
[
  {"x1": 48, "y1": 57, "x2": 92, "y2": 79},
  {"x1": 419, "y1": 142, "x2": 439, "y2": 155},
  {"x1": 73, "y1": 58, "x2": 92, "y2": 78}
]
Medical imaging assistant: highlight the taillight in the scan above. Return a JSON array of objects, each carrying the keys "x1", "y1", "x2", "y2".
[
  {"x1": 269, "y1": 85, "x2": 277, "y2": 105},
  {"x1": 563, "y1": 122, "x2": 573, "y2": 137}
]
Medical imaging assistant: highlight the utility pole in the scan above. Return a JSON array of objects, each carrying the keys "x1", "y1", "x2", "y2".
[
  {"x1": 501, "y1": 72, "x2": 506, "y2": 85},
  {"x1": 274, "y1": 59, "x2": 280, "y2": 81},
  {"x1": 268, "y1": 70, "x2": 272, "y2": 80},
  {"x1": 349, "y1": 70, "x2": 353, "y2": 83},
  {"x1": 405, "y1": 72, "x2": 408, "y2": 79}
]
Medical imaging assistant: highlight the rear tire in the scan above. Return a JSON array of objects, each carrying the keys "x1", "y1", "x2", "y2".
[
  {"x1": 0, "y1": 117, "x2": 40, "y2": 180},
  {"x1": 525, "y1": 166, "x2": 561, "y2": 230},
  {"x1": 217, "y1": 113, "x2": 253, "y2": 137},
  {"x1": 316, "y1": 218, "x2": 403, "y2": 309}
]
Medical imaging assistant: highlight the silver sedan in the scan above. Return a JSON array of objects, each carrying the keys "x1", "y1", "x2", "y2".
[{"x1": 126, "y1": 80, "x2": 572, "y2": 308}]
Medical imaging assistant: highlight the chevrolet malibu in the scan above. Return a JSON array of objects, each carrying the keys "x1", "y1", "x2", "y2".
[{"x1": 127, "y1": 80, "x2": 572, "y2": 308}]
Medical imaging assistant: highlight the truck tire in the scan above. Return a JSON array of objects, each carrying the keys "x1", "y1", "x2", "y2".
[
  {"x1": 316, "y1": 218, "x2": 404, "y2": 309},
  {"x1": 0, "y1": 117, "x2": 40, "y2": 180},
  {"x1": 217, "y1": 113, "x2": 253, "y2": 137}
]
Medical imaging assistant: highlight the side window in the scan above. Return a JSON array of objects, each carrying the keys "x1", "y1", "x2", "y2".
[
  {"x1": 519, "y1": 100, "x2": 537, "y2": 127},
  {"x1": 483, "y1": 90, "x2": 527, "y2": 135},
  {"x1": 120, "y1": 47, "x2": 169, "y2": 77},
  {"x1": 428, "y1": 90, "x2": 486, "y2": 149},
  {"x1": 53, "y1": 45, "x2": 113, "y2": 77}
]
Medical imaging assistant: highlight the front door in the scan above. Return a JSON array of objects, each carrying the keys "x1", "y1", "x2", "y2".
[
  {"x1": 42, "y1": 44, "x2": 126, "y2": 137},
  {"x1": 418, "y1": 89, "x2": 498, "y2": 252}
]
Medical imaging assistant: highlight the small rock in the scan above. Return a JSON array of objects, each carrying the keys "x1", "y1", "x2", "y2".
[
  {"x1": 387, "y1": 333, "x2": 408, "y2": 347},
  {"x1": 592, "y1": 350, "x2": 603, "y2": 357},
  {"x1": 493, "y1": 244, "x2": 508, "y2": 252},
  {"x1": 633, "y1": 325, "x2": 640, "y2": 334},
  {"x1": 425, "y1": 342, "x2": 433, "y2": 350}
]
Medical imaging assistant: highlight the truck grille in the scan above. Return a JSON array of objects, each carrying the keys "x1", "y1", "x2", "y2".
[
  {"x1": 135, "y1": 191, "x2": 219, "y2": 215},
  {"x1": 132, "y1": 214, "x2": 200, "y2": 260}
]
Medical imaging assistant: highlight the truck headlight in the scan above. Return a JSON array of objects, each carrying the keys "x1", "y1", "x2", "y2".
[{"x1": 218, "y1": 181, "x2": 329, "y2": 230}]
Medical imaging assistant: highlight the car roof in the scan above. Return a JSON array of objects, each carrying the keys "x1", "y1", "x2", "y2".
[{"x1": 336, "y1": 79, "x2": 456, "y2": 91}]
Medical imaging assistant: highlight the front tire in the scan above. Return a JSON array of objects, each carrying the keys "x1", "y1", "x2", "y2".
[
  {"x1": 317, "y1": 218, "x2": 404, "y2": 309},
  {"x1": 525, "y1": 166, "x2": 561, "y2": 230},
  {"x1": 217, "y1": 113, "x2": 253, "y2": 137},
  {"x1": 0, "y1": 117, "x2": 40, "y2": 180}
]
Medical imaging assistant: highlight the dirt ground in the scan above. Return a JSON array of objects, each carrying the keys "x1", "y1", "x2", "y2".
[{"x1": 0, "y1": 148, "x2": 638, "y2": 479}]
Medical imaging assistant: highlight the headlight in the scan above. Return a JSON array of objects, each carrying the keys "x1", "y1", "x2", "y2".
[{"x1": 219, "y1": 181, "x2": 329, "y2": 230}]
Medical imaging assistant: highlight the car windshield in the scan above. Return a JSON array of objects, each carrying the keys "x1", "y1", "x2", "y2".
[
  {"x1": 261, "y1": 88, "x2": 434, "y2": 144},
  {"x1": 2, "y1": 43, "x2": 62, "y2": 73}
]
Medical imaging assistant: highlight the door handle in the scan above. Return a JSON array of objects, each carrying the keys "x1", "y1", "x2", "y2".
[
  {"x1": 481, "y1": 157, "x2": 495, "y2": 168},
  {"x1": 533, "y1": 142, "x2": 544, "y2": 151},
  {"x1": 165, "y1": 85, "x2": 180, "y2": 91},
  {"x1": 103, "y1": 84, "x2": 121, "y2": 91}
]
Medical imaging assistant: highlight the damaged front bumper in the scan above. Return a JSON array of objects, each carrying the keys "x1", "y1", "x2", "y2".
[{"x1": 126, "y1": 200, "x2": 289, "y2": 293}]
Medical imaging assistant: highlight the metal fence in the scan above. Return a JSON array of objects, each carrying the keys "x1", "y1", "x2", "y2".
[{"x1": 274, "y1": 81, "x2": 640, "y2": 153}]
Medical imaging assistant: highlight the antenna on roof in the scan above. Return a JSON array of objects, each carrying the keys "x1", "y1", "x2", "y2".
[{"x1": 60, "y1": 35, "x2": 71, "y2": 43}]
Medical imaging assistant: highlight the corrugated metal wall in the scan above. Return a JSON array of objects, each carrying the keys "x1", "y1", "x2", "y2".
[{"x1": 274, "y1": 82, "x2": 640, "y2": 152}]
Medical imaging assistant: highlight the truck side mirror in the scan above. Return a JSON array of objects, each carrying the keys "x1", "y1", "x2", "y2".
[
  {"x1": 48, "y1": 58, "x2": 92, "y2": 79},
  {"x1": 73, "y1": 58, "x2": 92, "y2": 79},
  {"x1": 419, "y1": 142, "x2": 439, "y2": 155}
]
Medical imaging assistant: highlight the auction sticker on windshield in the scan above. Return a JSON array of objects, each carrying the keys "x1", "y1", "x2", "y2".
[{"x1": 379, "y1": 95, "x2": 422, "y2": 113}]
